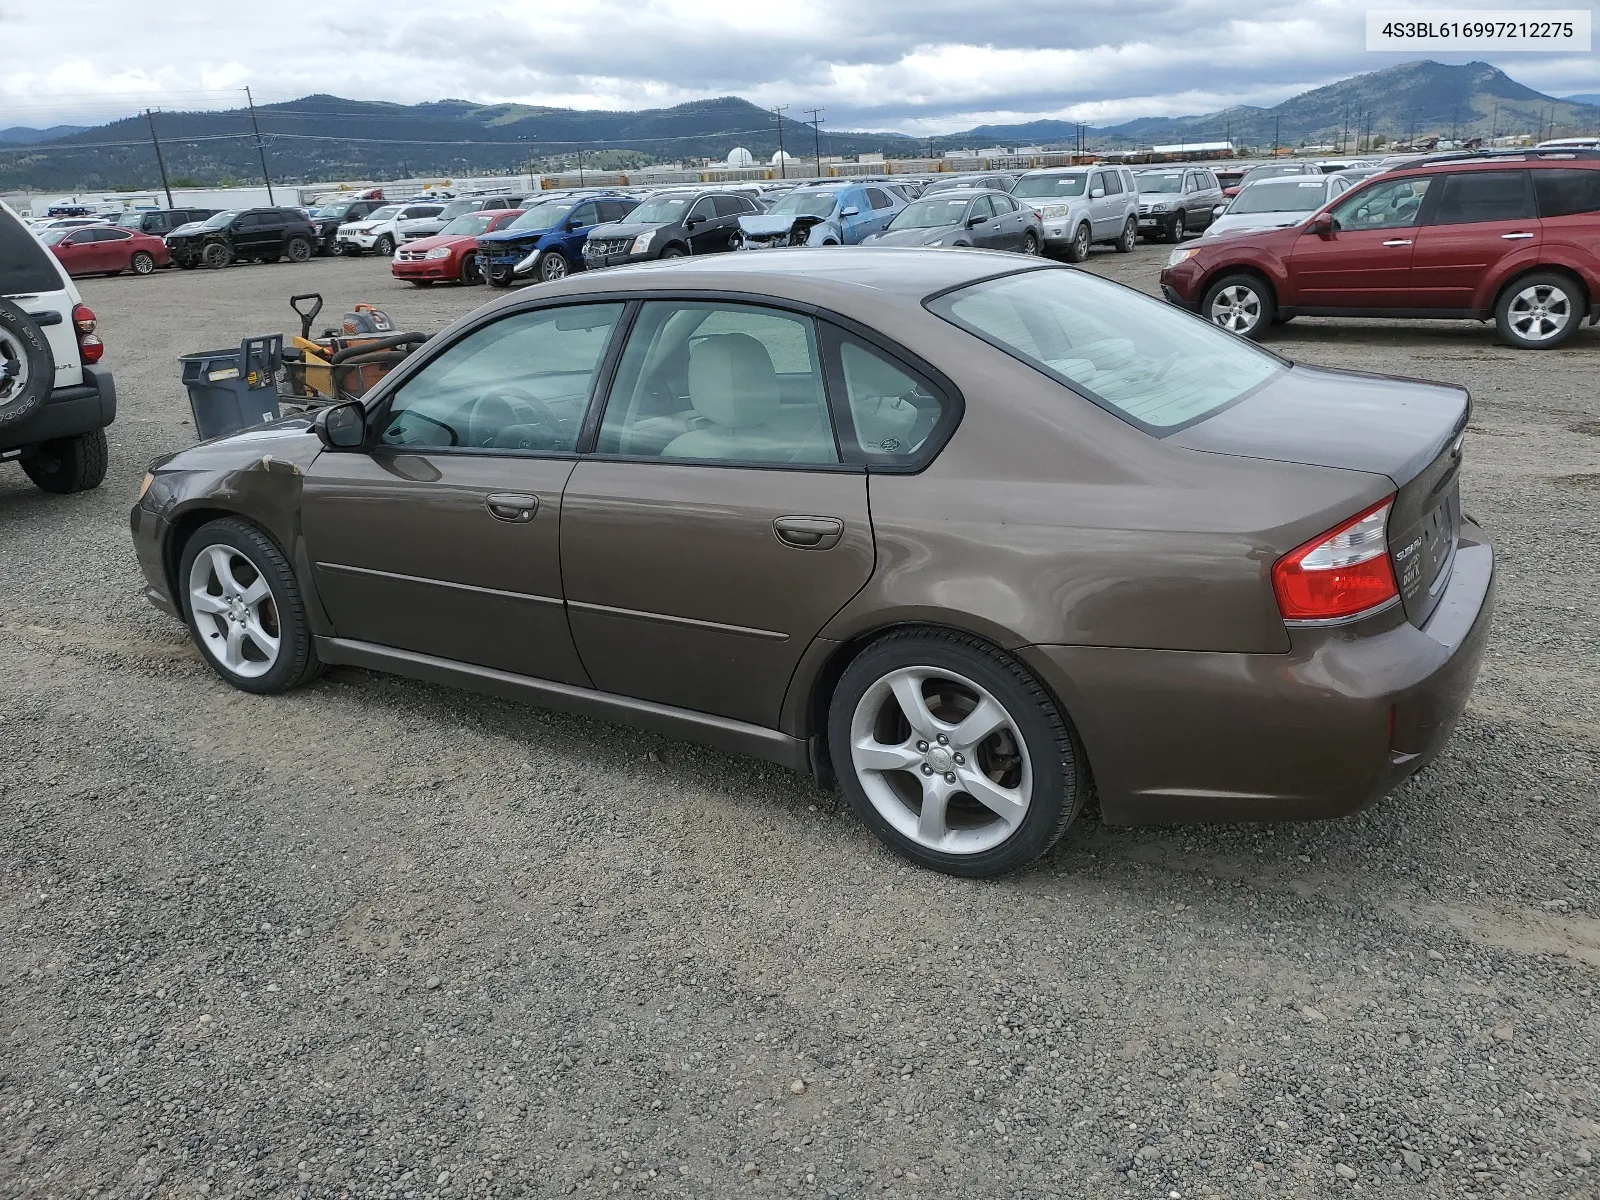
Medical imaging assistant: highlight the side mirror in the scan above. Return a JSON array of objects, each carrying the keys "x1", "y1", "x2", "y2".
[
  {"x1": 1213, "y1": 204, "x2": 1227, "y2": 217},
  {"x1": 1090, "y1": 187, "x2": 1105, "y2": 199},
  {"x1": 966, "y1": 215, "x2": 985, "y2": 228},
  {"x1": 840, "y1": 206, "x2": 860, "y2": 217},
  {"x1": 684, "y1": 215, "x2": 702, "y2": 227},
  {"x1": 315, "y1": 400, "x2": 367, "y2": 450},
  {"x1": 1309, "y1": 212, "x2": 1335, "y2": 238}
]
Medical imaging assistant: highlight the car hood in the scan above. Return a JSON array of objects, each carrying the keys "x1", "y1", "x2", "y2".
[
  {"x1": 739, "y1": 213, "x2": 831, "y2": 235},
  {"x1": 1170, "y1": 363, "x2": 1468, "y2": 482},
  {"x1": 479, "y1": 226, "x2": 555, "y2": 244},
  {"x1": 588, "y1": 221, "x2": 666, "y2": 241},
  {"x1": 166, "y1": 222, "x2": 209, "y2": 238},
  {"x1": 1203, "y1": 212, "x2": 1315, "y2": 238},
  {"x1": 151, "y1": 416, "x2": 323, "y2": 474},
  {"x1": 864, "y1": 227, "x2": 961, "y2": 246},
  {"x1": 402, "y1": 233, "x2": 475, "y2": 252}
]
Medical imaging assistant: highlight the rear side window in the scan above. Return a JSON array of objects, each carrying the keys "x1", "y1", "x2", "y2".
[
  {"x1": 865, "y1": 188, "x2": 894, "y2": 210},
  {"x1": 829, "y1": 334, "x2": 952, "y2": 464},
  {"x1": 711, "y1": 195, "x2": 745, "y2": 217},
  {"x1": 1427, "y1": 171, "x2": 1535, "y2": 225},
  {"x1": 928, "y1": 268, "x2": 1281, "y2": 435},
  {"x1": 1, "y1": 207, "x2": 70, "y2": 293},
  {"x1": 1533, "y1": 169, "x2": 1600, "y2": 217}
]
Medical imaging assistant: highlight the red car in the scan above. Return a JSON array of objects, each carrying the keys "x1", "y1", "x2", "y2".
[
  {"x1": 391, "y1": 209, "x2": 522, "y2": 285},
  {"x1": 41, "y1": 224, "x2": 171, "y2": 277},
  {"x1": 1161, "y1": 150, "x2": 1600, "y2": 349}
]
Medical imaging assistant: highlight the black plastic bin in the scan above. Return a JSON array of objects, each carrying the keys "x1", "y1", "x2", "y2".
[{"x1": 180, "y1": 335, "x2": 284, "y2": 441}]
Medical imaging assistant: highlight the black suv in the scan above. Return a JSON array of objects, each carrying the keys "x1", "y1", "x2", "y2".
[
  {"x1": 583, "y1": 188, "x2": 763, "y2": 269},
  {"x1": 111, "y1": 208, "x2": 218, "y2": 237},
  {"x1": 165, "y1": 207, "x2": 319, "y2": 270},
  {"x1": 307, "y1": 198, "x2": 387, "y2": 255}
]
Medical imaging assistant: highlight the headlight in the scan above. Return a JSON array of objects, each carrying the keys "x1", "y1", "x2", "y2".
[
  {"x1": 424, "y1": 246, "x2": 450, "y2": 259},
  {"x1": 138, "y1": 472, "x2": 154, "y2": 501},
  {"x1": 1040, "y1": 204, "x2": 1068, "y2": 219},
  {"x1": 631, "y1": 231, "x2": 654, "y2": 254},
  {"x1": 1167, "y1": 246, "x2": 1198, "y2": 268},
  {"x1": 1149, "y1": 201, "x2": 1171, "y2": 212}
]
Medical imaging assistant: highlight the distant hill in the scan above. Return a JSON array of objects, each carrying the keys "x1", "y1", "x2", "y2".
[
  {"x1": 1097, "y1": 61, "x2": 1600, "y2": 148},
  {"x1": 1565, "y1": 93, "x2": 1600, "y2": 107},
  {"x1": 0, "y1": 124, "x2": 88, "y2": 145}
]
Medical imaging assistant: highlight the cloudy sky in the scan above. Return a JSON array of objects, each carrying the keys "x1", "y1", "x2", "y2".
[{"x1": 4, "y1": 0, "x2": 1598, "y2": 132}]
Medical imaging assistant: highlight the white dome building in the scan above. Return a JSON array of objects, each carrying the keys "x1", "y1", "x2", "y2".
[
  {"x1": 725, "y1": 146, "x2": 756, "y2": 167},
  {"x1": 770, "y1": 149, "x2": 793, "y2": 166}
]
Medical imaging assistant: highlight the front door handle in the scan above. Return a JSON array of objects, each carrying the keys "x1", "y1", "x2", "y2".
[
  {"x1": 1501, "y1": 231, "x2": 1535, "y2": 240},
  {"x1": 773, "y1": 515, "x2": 844, "y2": 550},
  {"x1": 485, "y1": 492, "x2": 539, "y2": 522},
  {"x1": 1382, "y1": 238, "x2": 1413, "y2": 246}
]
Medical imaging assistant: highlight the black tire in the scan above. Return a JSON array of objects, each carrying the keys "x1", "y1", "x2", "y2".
[
  {"x1": 201, "y1": 241, "x2": 232, "y2": 270},
  {"x1": 458, "y1": 253, "x2": 481, "y2": 285},
  {"x1": 20, "y1": 428, "x2": 108, "y2": 494},
  {"x1": 1114, "y1": 216, "x2": 1137, "y2": 253},
  {"x1": 1494, "y1": 271, "x2": 1584, "y2": 350},
  {"x1": 1064, "y1": 222, "x2": 1091, "y2": 263},
  {"x1": 535, "y1": 250, "x2": 569, "y2": 282},
  {"x1": 658, "y1": 245, "x2": 687, "y2": 259},
  {"x1": 1165, "y1": 212, "x2": 1186, "y2": 244},
  {"x1": 130, "y1": 250, "x2": 156, "y2": 275},
  {"x1": 486, "y1": 266, "x2": 514, "y2": 289},
  {"x1": 178, "y1": 517, "x2": 322, "y2": 695},
  {"x1": 0, "y1": 297, "x2": 54, "y2": 432},
  {"x1": 409, "y1": 280, "x2": 434, "y2": 287},
  {"x1": 374, "y1": 234, "x2": 395, "y2": 257},
  {"x1": 340, "y1": 244, "x2": 363, "y2": 258},
  {"x1": 1021, "y1": 229, "x2": 1041, "y2": 255},
  {"x1": 827, "y1": 629, "x2": 1087, "y2": 878},
  {"x1": 1201, "y1": 272, "x2": 1275, "y2": 340},
  {"x1": 285, "y1": 237, "x2": 312, "y2": 263},
  {"x1": 176, "y1": 259, "x2": 197, "y2": 270}
]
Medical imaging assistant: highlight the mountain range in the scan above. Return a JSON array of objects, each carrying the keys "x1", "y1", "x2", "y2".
[{"x1": 2, "y1": 60, "x2": 1596, "y2": 192}]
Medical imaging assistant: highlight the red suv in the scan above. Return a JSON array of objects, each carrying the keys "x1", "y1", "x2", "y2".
[{"x1": 1160, "y1": 151, "x2": 1600, "y2": 349}]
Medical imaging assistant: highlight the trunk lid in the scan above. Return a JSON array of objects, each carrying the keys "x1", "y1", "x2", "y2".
[{"x1": 1171, "y1": 363, "x2": 1469, "y2": 627}]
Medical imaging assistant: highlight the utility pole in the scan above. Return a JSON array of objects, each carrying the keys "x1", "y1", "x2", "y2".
[
  {"x1": 145, "y1": 109, "x2": 174, "y2": 208},
  {"x1": 1272, "y1": 115, "x2": 1280, "y2": 157},
  {"x1": 772, "y1": 106, "x2": 789, "y2": 178},
  {"x1": 578, "y1": 147, "x2": 585, "y2": 186},
  {"x1": 1490, "y1": 102, "x2": 1499, "y2": 145},
  {"x1": 244, "y1": 86, "x2": 275, "y2": 203},
  {"x1": 804, "y1": 108, "x2": 825, "y2": 177}
]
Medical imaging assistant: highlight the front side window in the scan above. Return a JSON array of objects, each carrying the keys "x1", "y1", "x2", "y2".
[
  {"x1": 1330, "y1": 176, "x2": 1432, "y2": 231},
  {"x1": 595, "y1": 301, "x2": 838, "y2": 465},
  {"x1": 834, "y1": 337, "x2": 949, "y2": 462},
  {"x1": 1426, "y1": 170, "x2": 1535, "y2": 225},
  {"x1": 969, "y1": 195, "x2": 995, "y2": 220},
  {"x1": 687, "y1": 198, "x2": 715, "y2": 222},
  {"x1": 928, "y1": 268, "x2": 1281, "y2": 434},
  {"x1": 379, "y1": 303, "x2": 624, "y2": 453},
  {"x1": 1533, "y1": 168, "x2": 1600, "y2": 217}
]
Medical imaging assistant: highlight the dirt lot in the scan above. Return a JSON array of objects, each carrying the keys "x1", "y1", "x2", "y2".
[{"x1": 2, "y1": 244, "x2": 1596, "y2": 1200}]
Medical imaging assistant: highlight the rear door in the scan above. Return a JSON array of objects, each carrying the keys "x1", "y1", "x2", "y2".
[
  {"x1": 863, "y1": 186, "x2": 899, "y2": 235},
  {"x1": 1533, "y1": 167, "x2": 1600, "y2": 273},
  {"x1": 96, "y1": 227, "x2": 136, "y2": 271},
  {"x1": 1286, "y1": 175, "x2": 1433, "y2": 309},
  {"x1": 1409, "y1": 169, "x2": 1539, "y2": 311},
  {"x1": 562, "y1": 298, "x2": 873, "y2": 726}
]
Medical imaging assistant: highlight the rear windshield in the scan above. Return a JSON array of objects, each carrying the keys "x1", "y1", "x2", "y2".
[
  {"x1": 0, "y1": 205, "x2": 65, "y2": 294},
  {"x1": 1229, "y1": 180, "x2": 1328, "y2": 213},
  {"x1": 927, "y1": 268, "x2": 1282, "y2": 434}
]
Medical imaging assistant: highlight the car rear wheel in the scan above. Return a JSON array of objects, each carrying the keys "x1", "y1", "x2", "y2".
[
  {"x1": 1165, "y1": 212, "x2": 1186, "y2": 243},
  {"x1": 286, "y1": 237, "x2": 312, "y2": 263},
  {"x1": 179, "y1": 517, "x2": 322, "y2": 695},
  {"x1": 20, "y1": 428, "x2": 107, "y2": 494},
  {"x1": 535, "y1": 250, "x2": 569, "y2": 282},
  {"x1": 0, "y1": 297, "x2": 54, "y2": 431},
  {"x1": 1115, "y1": 216, "x2": 1137, "y2": 253},
  {"x1": 1064, "y1": 223, "x2": 1091, "y2": 263},
  {"x1": 828, "y1": 630, "x2": 1086, "y2": 877},
  {"x1": 1021, "y1": 229, "x2": 1041, "y2": 255},
  {"x1": 130, "y1": 250, "x2": 156, "y2": 275},
  {"x1": 1495, "y1": 272, "x2": 1582, "y2": 349},
  {"x1": 374, "y1": 235, "x2": 395, "y2": 256},
  {"x1": 201, "y1": 242, "x2": 232, "y2": 270},
  {"x1": 1202, "y1": 272, "x2": 1275, "y2": 339}
]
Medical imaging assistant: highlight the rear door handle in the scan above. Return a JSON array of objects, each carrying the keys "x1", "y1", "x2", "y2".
[
  {"x1": 1382, "y1": 239, "x2": 1413, "y2": 246},
  {"x1": 485, "y1": 492, "x2": 539, "y2": 522},
  {"x1": 1501, "y1": 231, "x2": 1535, "y2": 240},
  {"x1": 773, "y1": 515, "x2": 844, "y2": 550}
]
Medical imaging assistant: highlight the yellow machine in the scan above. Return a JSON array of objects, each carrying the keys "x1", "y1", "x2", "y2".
[{"x1": 283, "y1": 293, "x2": 428, "y2": 403}]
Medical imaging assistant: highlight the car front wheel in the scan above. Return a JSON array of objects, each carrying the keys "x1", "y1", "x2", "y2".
[
  {"x1": 828, "y1": 630, "x2": 1086, "y2": 877},
  {"x1": 1202, "y1": 272, "x2": 1275, "y2": 339},
  {"x1": 374, "y1": 235, "x2": 395, "y2": 256},
  {"x1": 1064, "y1": 223, "x2": 1091, "y2": 263},
  {"x1": 535, "y1": 250, "x2": 569, "y2": 282},
  {"x1": 1495, "y1": 272, "x2": 1582, "y2": 349}
]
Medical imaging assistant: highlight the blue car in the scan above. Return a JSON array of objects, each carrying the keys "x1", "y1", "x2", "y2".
[
  {"x1": 475, "y1": 193, "x2": 639, "y2": 286},
  {"x1": 734, "y1": 182, "x2": 906, "y2": 250}
]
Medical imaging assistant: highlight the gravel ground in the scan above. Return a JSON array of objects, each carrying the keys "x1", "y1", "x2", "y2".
[{"x1": 1, "y1": 243, "x2": 1596, "y2": 1200}]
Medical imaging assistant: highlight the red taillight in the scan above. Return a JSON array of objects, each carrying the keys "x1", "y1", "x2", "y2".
[
  {"x1": 1272, "y1": 497, "x2": 1398, "y2": 622},
  {"x1": 72, "y1": 302, "x2": 103, "y2": 364}
]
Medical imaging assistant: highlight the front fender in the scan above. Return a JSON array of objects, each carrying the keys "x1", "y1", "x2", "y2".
[{"x1": 1198, "y1": 247, "x2": 1292, "y2": 302}]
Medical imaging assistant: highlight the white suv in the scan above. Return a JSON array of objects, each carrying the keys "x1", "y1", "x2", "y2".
[
  {"x1": 335, "y1": 203, "x2": 446, "y2": 256},
  {"x1": 1011, "y1": 166, "x2": 1140, "y2": 261},
  {"x1": 0, "y1": 200, "x2": 115, "y2": 493}
]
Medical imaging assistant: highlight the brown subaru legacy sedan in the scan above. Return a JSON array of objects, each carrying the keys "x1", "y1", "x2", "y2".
[{"x1": 130, "y1": 249, "x2": 1493, "y2": 877}]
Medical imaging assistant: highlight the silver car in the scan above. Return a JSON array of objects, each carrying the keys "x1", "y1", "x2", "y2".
[
  {"x1": 1011, "y1": 166, "x2": 1139, "y2": 261},
  {"x1": 1201, "y1": 175, "x2": 1352, "y2": 240},
  {"x1": 1133, "y1": 166, "x2": 1225, "y2": 243}
]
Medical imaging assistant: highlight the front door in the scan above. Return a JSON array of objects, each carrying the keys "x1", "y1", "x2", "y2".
[
  {"x1": 1286, "y1": 175, "x2": 1434, "y2": 309},
  {"x1": 301, "y1": 300, "x2": 629, "y2": 686},
  {"x1": 1409, "y1": 169, "x2": 1539, "y2": 311},
  {"x1": 684, "y1": 197, "x2": 723, "y2": 254},
  {"x1": 562, "y1": 299, "x2": 874, "y2": 727}
]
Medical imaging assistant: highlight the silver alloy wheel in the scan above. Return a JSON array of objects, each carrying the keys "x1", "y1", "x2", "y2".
[
  {"x1": 1507, "y1": 283, "x2": 1571, "y2": 342},
  {"x1": 1074, "y1": 225, "x2": 1090, "y2": 259},
  {"x1": 188, "y1": 544, "x2": 280, "y2": 679},
  {"x1": 540, "y1": 252, "x2": 569, "y2": 281},
  {"x1": 0, "y1": 326, "x2": 30, "y2": 404},
  {"x1": 849, "y1": 665, "x2": 1033, "y2": 856},
  {"x1": 1209, "y1": 283, "x2": 1262, "y2": 334},
  {"x1": 1022, "y1": 230, "x2": 1040, "y2": 255},
  {"x1": 131, "y1": 251, "x2": 155, "y2": 275}
]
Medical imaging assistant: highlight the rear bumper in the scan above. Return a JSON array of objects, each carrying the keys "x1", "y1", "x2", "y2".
[
  {"x1": 1020, "y1": 520, "x2": 1495, "y2": 825},
  {"x1": 0, "y1": 364, "x2": 117, "y2": 454}
]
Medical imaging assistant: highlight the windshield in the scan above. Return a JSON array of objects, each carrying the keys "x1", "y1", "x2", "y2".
[
  {"x1": 441, "y1": 212, "x2": 498, "y2": 237},
  {"x1": 628, "y1": 196, "x2": 693, "y2": 224},
  {"x1": 363, "y1": 205, "x2": 403, "y2": 223},
  {"x1": 928, "y1": 268, "x2": 1281, "y2": 433},
  {"x1": 508, "y1": 201, "x2": 574, "y2": 230},
  {"x1": 39, "y1": 227, "x2": 72, "y2": 245},
  {"x1": 889, "y1": 197, "x2": 973, "y2": 230},
  {"x1": 767, "y1": 192, "x2": 838, "y2": 218},
  {"x1": 922, "y1": 177, "x2": 980, "y2": 194},
  {"x1": 199, "y1": 211, "x2": 237, "y2": 229},
  {"x1": 1012, "y1": 174, "x2": 1088, "y2": 199},
  {"x1": 314, "y1": 202, "x2": 352, "y2": 218},
  {"x1": 113, "y1": 212, "x2": 150, "y2": 227},
  {"x1": 1241, "y1": 164, "x2": 1307, "y2": 184},
  {"x1": 1137, "y1": 173, "x2": 1185, "y2": 194},
  {"x1": 1229, "y1": 180, "x2": 1328, "y2": 214},
  {"x1": 438, "y1": 199, "x2": 483, "y2": 220}
]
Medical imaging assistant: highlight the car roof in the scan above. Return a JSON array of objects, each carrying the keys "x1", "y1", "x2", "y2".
[
  {"x1": 1246, "y1": 175, "x2": 1334, "y2": 186},
  {"x1": 1021, "y1": 166, "x2": 1090, "y2": 175}
]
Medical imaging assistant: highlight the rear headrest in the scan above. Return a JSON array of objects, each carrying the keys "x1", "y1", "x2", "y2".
[{"x1": 687, "y1": 333, "x2": 780, "y2": 429}]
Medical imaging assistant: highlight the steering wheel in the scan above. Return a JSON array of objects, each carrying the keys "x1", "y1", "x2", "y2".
[{"x1": 464, "y1": 388, "x2": 562, "y2": 449}]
